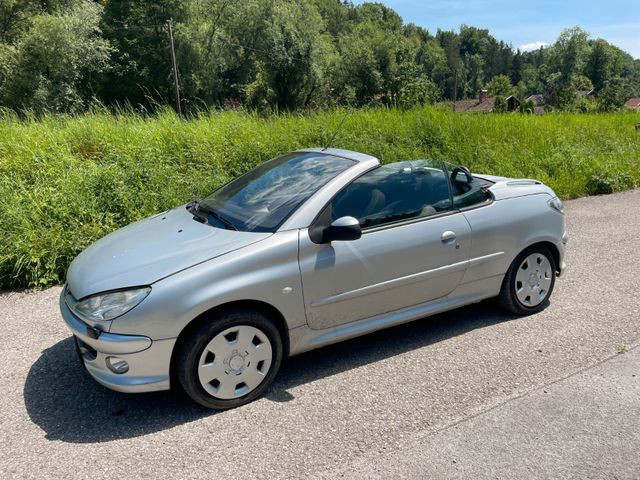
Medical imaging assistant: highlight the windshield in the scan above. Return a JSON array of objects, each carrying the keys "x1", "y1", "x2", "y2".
[{"x1": 200, "y1": 152, "x2": 355, "y2": 232}]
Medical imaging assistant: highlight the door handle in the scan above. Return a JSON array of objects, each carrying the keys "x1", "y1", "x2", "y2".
[{"x1": 441, "y1": 231, "x2": 456, "y2": 245}]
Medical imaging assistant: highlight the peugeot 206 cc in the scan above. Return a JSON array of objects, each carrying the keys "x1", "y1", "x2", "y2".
[{"x1": 60, "y1": 148, "x2": 568, "y2": 409}]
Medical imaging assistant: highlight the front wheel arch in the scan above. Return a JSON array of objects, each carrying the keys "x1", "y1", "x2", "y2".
[
  {"x1": 497, "y1": 243, "x2": 557, "y2": 315},
  {"x1": 169, "y1": 300, "x2": 289, "y2": 390},
  {"x1": 523, "y1": 241, "x2": 561, "y2": 275}
]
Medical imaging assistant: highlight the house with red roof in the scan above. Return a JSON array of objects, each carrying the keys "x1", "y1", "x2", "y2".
[
  {"x1": 454, "y1": 90, "x2": 521, "y2": 113},
  {"x1": 626, "y1": 97, "x2": 640, "y2": 111}
]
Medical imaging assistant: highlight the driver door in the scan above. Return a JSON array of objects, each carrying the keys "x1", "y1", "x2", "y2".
[{"x1": 298, "y1": 160, "x2": 472, "y2": 330}]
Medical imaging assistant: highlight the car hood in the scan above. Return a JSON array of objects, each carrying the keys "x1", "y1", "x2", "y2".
[{"x1": 66, "y1": 206, "x2": 271, "y2": 299}]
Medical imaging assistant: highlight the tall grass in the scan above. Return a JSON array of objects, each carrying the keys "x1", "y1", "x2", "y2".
[{"x1": 1, "y1": 106, "x2": 639, "y2": 289}]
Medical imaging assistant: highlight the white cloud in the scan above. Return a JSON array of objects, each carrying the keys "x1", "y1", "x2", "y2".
[{"x1": 518, "y1": 41, "x2": 549, "y2": 52}]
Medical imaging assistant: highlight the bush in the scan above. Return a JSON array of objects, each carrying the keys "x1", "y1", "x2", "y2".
[
  {"x1": 599, "y1": 77, "x2": 633, "y2": 112},
  {"x1": 493, "y1": 96, "x2": 507, "y2": 113},
  {"x1": 1, "y1": 106, "x2": 639, "y2": 289},
  {"x1": 586, "y1": 172, "x2": 636, "y2": 195},
  {"x1": 519, "y1": 99, "x2": 535, "y2": 114}
]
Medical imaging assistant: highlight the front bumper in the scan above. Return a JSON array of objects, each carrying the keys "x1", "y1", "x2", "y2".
[
  {"x1": 59, "y1": 289, "x2": 175, "y2": 393},
  {"x1": 556, "y1": 231, "x2": 569, "y2": 277}
]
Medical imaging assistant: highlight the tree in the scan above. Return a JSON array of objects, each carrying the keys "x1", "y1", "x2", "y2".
[
  {"x1": 586, "y1": 38, "x2": 636, "y2": 95},
  {"x1": 600, "y1": 77, "x2": 632, "y2": 111},
  {"x1": 0, "y1": 0, "x2": 41, "y2": 42},
  {"x1": 415, "y1": 37, "x2": 449, "y2": 95},
  {"x1": 572, "y1": 75, "x2": 593, "y2": 91},
  {"x1": 355, "y1": 2, "x2": 403, "y2": 32},
  {"x1": 436, "y1": 29, "x2": 463, "y2": 100},
  {"x1": 511, "y1": 50, "x2": 523, "y2": 84},
  {"x1": 396, "y1": 73, "x2": 440, "y2": 108},
  {"x1": 485, "y1": 74, "x2": 513, "y2": 97},
  {"x1": 334, "y1": 23, "x2": 382, "y2": 103},
  {"x1": 463, "y1": 52, "x2": 484, "y2": 98},
  {"x1": 175, "y1": 0, "x2": 269, "y2": 109},
  {"x1": 335, "y1": 20, "x2": 416, "y2": 105},
  {"x1": 547, "y1": 27, "x2": 590, "y2": 84},
  {"x1": 0, "y1": 1, "x2": 112, "y2": 114},
  {"x1": 250, "y1": 0, "x2": 329, "y2": 111},
  {"x1": 516, "y1": 63, "x2": 544, "y2": 98},
  {"x1": 2, "y1": 0, "x2": 640, "y2": 114},
  {"x1": 587, "y1": 39, "x2": 615, "y2": 91},
  {"x1": 99, "y1": 0, "x2": 186, "y2": 109},
  {"x1": 312, "y1": 0, "x2": 353, "y2": 37},
  {"x1": 484, "y1": 37, "x2": 512, "y2": 82},
  {"x1": 547, "y1": 85, "x2": 577, "y2": 110}
]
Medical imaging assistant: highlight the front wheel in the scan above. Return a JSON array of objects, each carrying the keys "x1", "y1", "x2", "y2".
[
  {"x1": 175, "y1": 309, "x2": 283, "y2": 409},
  {"x1": 497, "y1": 246, "x2": 556, "y2": 315}
]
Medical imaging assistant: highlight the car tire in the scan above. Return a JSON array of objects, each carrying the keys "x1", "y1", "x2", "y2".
[
  {"x1": 175, "y1": 308, "x2": 283, "y2": 410},
  {"x1": 497, "y1": 245, "x2": 556, "y2": 315}
]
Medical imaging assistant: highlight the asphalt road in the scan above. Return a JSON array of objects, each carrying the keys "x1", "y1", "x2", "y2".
[
  {"x1": 1, "y1": 188, "x2": 639, "y2": 480},
  {"x1": 332, "y1": 346, "x2": 640, "y2": 479}
]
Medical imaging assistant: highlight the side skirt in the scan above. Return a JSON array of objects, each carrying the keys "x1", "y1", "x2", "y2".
[{"x1": 288, "y1": 274, "x2": 504, "y2": 356}]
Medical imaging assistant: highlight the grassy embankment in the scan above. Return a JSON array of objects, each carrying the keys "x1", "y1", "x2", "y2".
[{"x1": 1, "y1": 106, "x2": 639, "y2": 289}]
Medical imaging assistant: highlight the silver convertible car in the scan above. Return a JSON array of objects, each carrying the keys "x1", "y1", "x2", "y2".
[{"x1": 60, "y1": 148, "x2": 568, "y2": 409}]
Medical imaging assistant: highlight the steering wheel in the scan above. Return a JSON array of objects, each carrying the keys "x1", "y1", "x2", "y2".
[{"x1": 450, "y1": 166, "x2": 473, "y2": 194}]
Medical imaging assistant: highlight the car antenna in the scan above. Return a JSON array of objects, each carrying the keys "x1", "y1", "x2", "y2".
[{"x1": 322, "y1": 108, "x2": 351, "y2": 151}]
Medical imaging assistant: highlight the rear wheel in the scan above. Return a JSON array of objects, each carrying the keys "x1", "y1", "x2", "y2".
[
  {"x1": 498, "y1": 246, "x2": 556, "y2": 315},
  {"x1": 175, "y1": 309, "x2": 283, "y2": 409}
]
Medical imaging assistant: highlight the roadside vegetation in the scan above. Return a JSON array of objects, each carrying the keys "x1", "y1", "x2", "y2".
[
  {"x1": 1, "y1": 2, "x2": 638, "y2": 292},
  {"x1": 1, "y1": 106, "x2": 639, "y2": 289}
]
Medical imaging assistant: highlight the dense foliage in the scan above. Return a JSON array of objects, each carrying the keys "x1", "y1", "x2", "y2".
[
  {"x1": 1, "y1": 106, "x2": 639, "y2": 289},
  {"x1": 0, "y1": 0, "x2": 638, "y2": 114}
]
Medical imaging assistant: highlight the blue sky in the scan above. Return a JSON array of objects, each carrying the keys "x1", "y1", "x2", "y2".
[{"x1": 354, "y1": 1, "x2": 639, "y2": 59}]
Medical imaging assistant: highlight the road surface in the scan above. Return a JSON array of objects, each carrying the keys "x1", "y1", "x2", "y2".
[{"x1": 1, "y1": 188, "x2": 639, "y2": 479}]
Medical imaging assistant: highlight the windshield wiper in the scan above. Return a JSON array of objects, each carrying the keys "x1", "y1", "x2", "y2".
[
  {"x1": 189, "y1": 199, "x2": 238, "y2": 231},
  {"x1": 187, "y1": 199, "x2": 208, "y2": 224},
  {"x1": 206, "y1": 207, "x2": 238, "y2": 231}
]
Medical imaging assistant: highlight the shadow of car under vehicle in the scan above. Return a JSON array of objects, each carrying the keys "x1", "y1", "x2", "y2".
[{"x1": 24, "y1": 301, "x2": 517, "y2": 443}]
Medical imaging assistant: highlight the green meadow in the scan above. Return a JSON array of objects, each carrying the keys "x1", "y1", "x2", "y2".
[{"x1": 1, "y1": 106, "x2": 639, "y2": 289}]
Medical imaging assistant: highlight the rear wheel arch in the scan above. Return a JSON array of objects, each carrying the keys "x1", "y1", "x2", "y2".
[{"x1": 169, "y1": 300, "x2": 290, "y2": 388}]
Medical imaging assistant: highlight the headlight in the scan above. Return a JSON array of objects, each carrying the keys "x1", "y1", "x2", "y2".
[
  {"x1": 548, "y1": 196, "x2": 564, "y2": 214},
  {"x1": 67, "y1": 287, "x2": 151, "y2": 322}
]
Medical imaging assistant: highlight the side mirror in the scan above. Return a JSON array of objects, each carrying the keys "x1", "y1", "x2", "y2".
[{"x1": 311, "y1": 216, "x2": 362, "y2": 244}]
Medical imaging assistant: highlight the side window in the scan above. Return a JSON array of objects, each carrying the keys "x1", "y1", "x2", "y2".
[
  {"x1": 330, "y1": 160, "x2": 452, "y2": 229},
  {"x1": 445, "y1": 163, "x2": 492, "y2": 209}
]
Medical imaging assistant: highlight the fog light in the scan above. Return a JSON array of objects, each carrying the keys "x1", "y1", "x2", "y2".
[{"x1": 106, "y1": 356, "x2": 129, "y2": 374}]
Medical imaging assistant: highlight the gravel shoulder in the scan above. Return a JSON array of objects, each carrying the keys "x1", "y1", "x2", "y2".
[{"x1": 1, "y1": 188, "x2": 639, "y2": 480}]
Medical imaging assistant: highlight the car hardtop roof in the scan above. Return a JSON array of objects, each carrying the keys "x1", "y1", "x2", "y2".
[
  {"x1": 294, "y1": 148, "x2": 380, "y2": 165},
  {"x1": 294, "y1": 150, "x2": 452, "y2": 171}
]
